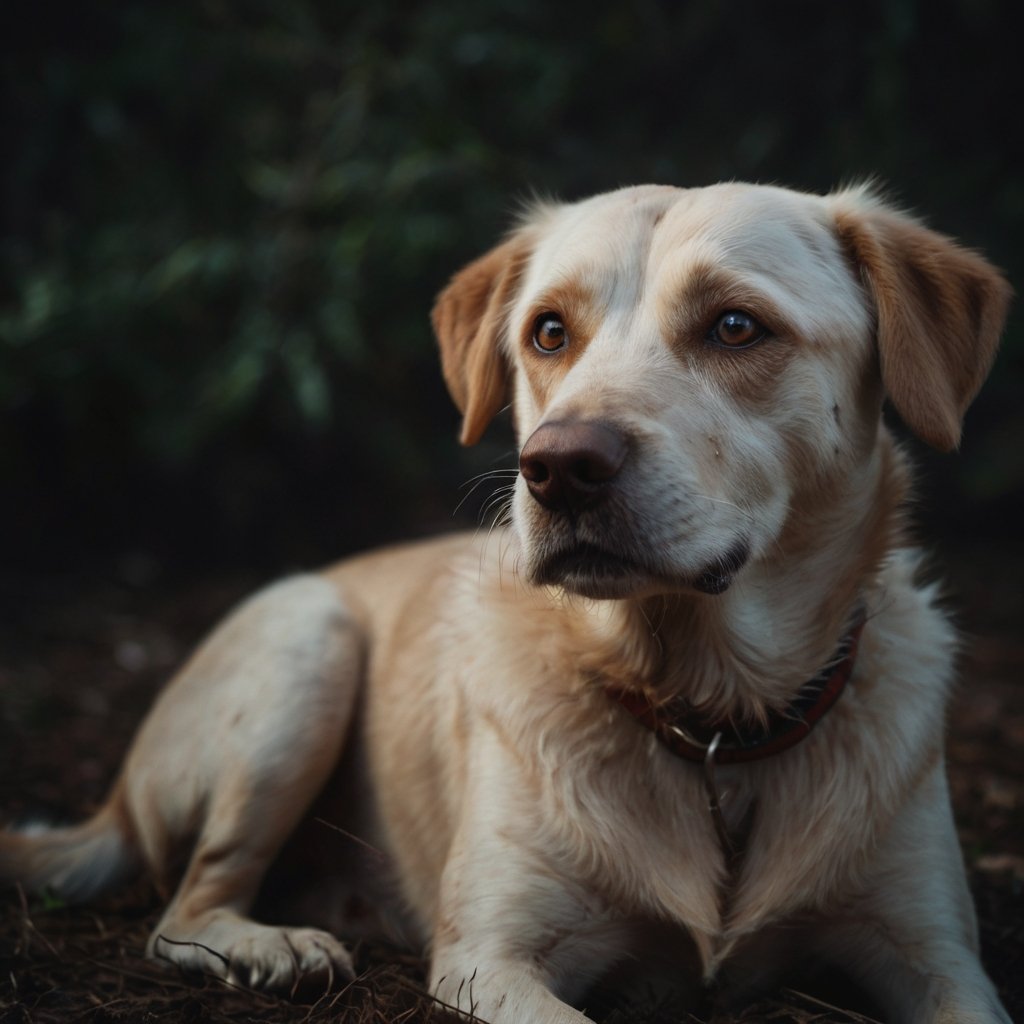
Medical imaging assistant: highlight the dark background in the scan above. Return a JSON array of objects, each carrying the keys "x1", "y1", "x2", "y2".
[
  {"x1": 1, "y1": 0, "x2": 1022, "y2": 580},
  {"x1": 1, "y1": 3, "x2": 1022, "y2": 1022}
]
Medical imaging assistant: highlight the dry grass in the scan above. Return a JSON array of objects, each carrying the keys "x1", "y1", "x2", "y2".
[{"x1": 0, "y1": 881, "x2": 896, "y2": 1024}]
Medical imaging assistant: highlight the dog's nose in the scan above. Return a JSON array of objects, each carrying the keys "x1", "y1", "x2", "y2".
[{"x1": 519, "y1": 421, "x2": 628, "y2": 512}]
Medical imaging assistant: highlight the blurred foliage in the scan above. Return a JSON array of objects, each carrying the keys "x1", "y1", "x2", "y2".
[{"x1": 1, "y1": 0, "x2": 1021, "y2": 569}]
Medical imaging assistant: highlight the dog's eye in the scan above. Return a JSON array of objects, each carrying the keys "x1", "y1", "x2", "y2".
[
  {"x1": 708, "y1": 311, "x2": 765, "y2": 349},
  {"x1": 533, "y1": 314, "x2": 568, "y2": 353}
]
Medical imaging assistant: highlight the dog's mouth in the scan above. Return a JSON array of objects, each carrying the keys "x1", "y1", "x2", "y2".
[
  {"x1": 692, "y1": 541, "x2": 751, "y2": 595},
  {"x1": 533, "y1": 543, "x2": 658, "y2": 598},
  {"x1": 533, "y1": 539, "x2": 750, "y2": 599}
]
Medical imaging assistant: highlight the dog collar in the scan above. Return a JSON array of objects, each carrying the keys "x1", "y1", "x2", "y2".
[{"x1": 607, "y1": 614, "x2": 866, "y2": 766}]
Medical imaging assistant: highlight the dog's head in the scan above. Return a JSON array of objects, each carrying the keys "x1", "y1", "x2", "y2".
[{"x1": 432, "y1": 184, "x2": 1010, "y2": 600}]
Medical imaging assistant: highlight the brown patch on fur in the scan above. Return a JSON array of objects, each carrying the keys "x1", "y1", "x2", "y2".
[
  {"x1": 660, "y1": 262, "x2": 798, "y2": 406},
  {"x1": 833, "y1": 202, "x2": 1012, "y2": 451},
  {"x1": 519, "y1": 277, "x2": 601, "y2": 408},
  {"x1": 660, "y1": 263, "x2": 798, "y2": 349},
  {"x1": 704, "y1": 334, "x2": 797, "y2": 409},
  {"x1": 782, "y1": 430, "x2": 910, "y2": 604}
]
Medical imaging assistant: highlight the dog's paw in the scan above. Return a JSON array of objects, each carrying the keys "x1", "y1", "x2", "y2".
[
  {"x1": 226, "y1": 925, "x2": 355, "y2": 992},
  {"x1": 149, "y1": 912, "x2": 355, "y2": 993}
]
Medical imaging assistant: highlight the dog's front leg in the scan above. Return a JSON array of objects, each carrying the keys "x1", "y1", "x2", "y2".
[
  {"x1": 429, "y1": 879, "x2": 617, "y2": 1023},
  {"x1": 427, "y1": 784, "x2": 627, "y2": 1022},
  {"x1": 431, "y1": 955, "x2": 593, "y2": 1024},
  {"x1": 814, "y1": 764, "x2": 1009, "y2": 1024}
]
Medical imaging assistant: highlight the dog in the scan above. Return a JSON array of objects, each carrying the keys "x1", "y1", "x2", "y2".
[{"x1": 1, "y1": 182, "x2": 1013, "y2": 1023}]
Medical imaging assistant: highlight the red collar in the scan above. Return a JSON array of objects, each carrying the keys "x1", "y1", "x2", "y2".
[{"x1": 607, "y1": 616, "x2": 866, "y2": 765}]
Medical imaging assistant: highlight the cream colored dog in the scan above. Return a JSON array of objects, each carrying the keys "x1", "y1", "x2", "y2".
[{"x1": 2, "y1": 183, "x2": 1013, "y2": 1024}]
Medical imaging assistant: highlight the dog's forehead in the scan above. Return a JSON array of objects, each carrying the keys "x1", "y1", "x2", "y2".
[
  {"x1": 527, "y1": 186, "x2": 838, "y2": 283},
  {"x1": 520, "y1": 183, "x2": 867, "y2": 337},
  {"x1": 522, "y1": 185, "x2": 687, "y2": 283}
]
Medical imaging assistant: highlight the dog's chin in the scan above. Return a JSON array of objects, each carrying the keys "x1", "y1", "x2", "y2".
[
  {"x1": 530, "y1": 540, "x2": 750, "y2": 600},
  {"x1": 530, "y1": 544, "x2": 660, "y2": 599}
]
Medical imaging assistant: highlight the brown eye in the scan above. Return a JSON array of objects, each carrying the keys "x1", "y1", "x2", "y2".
[
  {"x1": 709, "y1": 310, "x2": 765, "y2": 349},
  {"x1": 533, "y1": 314, "x2": 568, "y2": 353}
]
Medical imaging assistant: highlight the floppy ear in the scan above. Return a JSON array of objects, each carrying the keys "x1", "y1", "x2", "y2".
[
  {"x1": 832, "y1": 190, "x2": 1012, "y2": 451},
  {"x1": 431, "y1": 234, "x2": 531, "y2": 446}
]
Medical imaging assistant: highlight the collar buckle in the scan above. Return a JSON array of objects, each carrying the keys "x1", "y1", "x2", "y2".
[{"x1": 608, "y1": 612, "x2": 867, "y2": 766}]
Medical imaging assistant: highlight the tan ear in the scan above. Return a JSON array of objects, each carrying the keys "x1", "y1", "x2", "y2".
[
  {"x1": 431, "y1": 234, "x2": 531, "y2": 446},
  {"x1": 833, "y1": 190, "x2": 1012, "y2": 451}
]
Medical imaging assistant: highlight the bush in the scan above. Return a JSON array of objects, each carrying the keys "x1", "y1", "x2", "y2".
[{"x1": 2, "y1": 0, "x2": 1020, "y2": 567}]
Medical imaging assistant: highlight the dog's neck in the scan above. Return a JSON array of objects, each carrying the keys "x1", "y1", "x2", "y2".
[{"x1": 577, "y1": 433, "x2": 909, "y2": 722}]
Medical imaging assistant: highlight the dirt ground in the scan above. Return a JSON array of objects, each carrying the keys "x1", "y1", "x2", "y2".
[{"x1": 1, "y1": 541, "x2": 1021, "y2": 1024}]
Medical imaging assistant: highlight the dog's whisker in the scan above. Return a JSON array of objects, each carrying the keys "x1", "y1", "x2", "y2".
[
  {"x1": 480, "y1": 489, "x2": 515, "y2": 526},
  {"x1": 459, "y1": 468, "x2": 519, "y2": 488},
  {"x1": 694, "y1": 493, "x2": 758, "y2": 522},
  {"x1": 476, "y1": 490, "x2": 518, "y2": 588},
  {"x1": 454, "y1": 472, "x2": 518, "y2": 517}
]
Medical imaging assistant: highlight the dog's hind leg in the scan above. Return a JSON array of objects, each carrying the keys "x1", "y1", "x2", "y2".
[
  {"x1": 130, "y1": 574, "x2": 363, "y2": 991},
  {"x1": 4, "y1": 574, "x2": 363, "y2": 992}
]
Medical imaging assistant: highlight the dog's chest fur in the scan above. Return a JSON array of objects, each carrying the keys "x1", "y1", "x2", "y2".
[{"x1": 360, "y1": 540, "x2": 954, "y2": 976}]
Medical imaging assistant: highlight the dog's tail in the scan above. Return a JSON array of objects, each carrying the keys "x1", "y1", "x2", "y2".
[{"x1": 0, "y1": 787, "x2": 139, "y2": 902}]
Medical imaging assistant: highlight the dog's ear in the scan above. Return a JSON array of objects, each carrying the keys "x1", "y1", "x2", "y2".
[
  {"x1": 431, "y1": 234, "x2": 532, "y2": 446},
  {"x1": 832, "y1": 190, "x2": 1011, "y2": 451}
]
